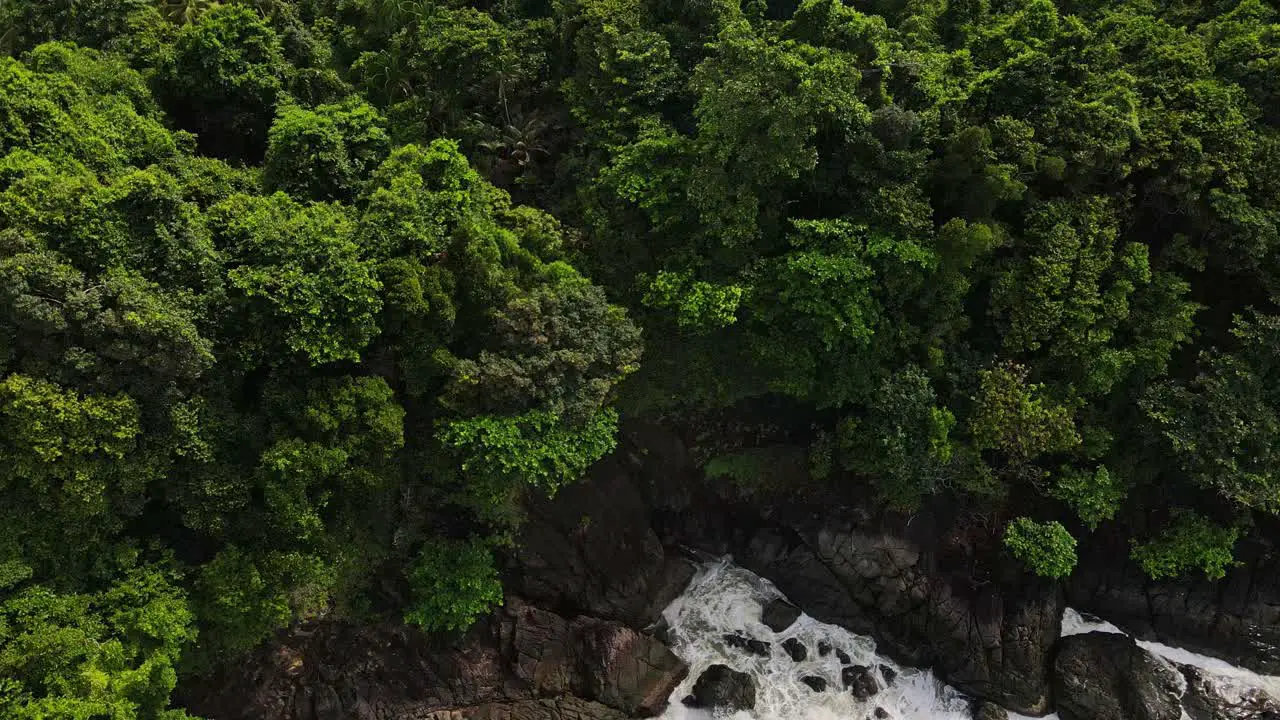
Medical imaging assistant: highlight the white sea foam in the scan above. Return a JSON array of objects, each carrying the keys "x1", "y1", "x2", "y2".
[{"x1": 657, "y1": 559, "x2": 1280, "y2": 720}]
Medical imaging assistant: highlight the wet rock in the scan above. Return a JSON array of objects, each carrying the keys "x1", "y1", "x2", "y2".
[
  {"x1": 973, "y1": 700, "x2": 1008, "y2": 720},
  {"x1": 1070, "y1": 532, "x2": 1280, "y2": 676},
  {"x1": 875, "y1": 708, "x2": 890, "y2": 719},
  {"x1": 836, "y1": 649, "x2": 852, "y2": 665},
  {"x1": 843, "y1": 665, "x2": 880, "y2": 700},
  {"x1": 818, "y1": 641, "x2": 832, "y2": 657},
  {"x1": 724, "y1": 633, "x2": 770, "y2": 657},
  {"x1": 801, "y1": 676, "x2": 828, "y2": 692},
  {"x1": 879, "y1": 665, "x2": 897, "y2": 685},
  {"x1": 1179, "y1": 663, "x2": 1280, "y2": 720},
  {"x1": 783, "y1": 638, "x2": 808, "y2": 662},
  {"x1": 689, "y1": 665, "x2": 756, "y2": 712},
  {"x1": 1053, "y1": 632, "x2": 1183, "y2": 720},
  {"x1": 762, "y1": 598, "x2": 803, "y2": 633}
]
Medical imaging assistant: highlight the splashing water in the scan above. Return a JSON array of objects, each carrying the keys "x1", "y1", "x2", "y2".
[
  {"x1": 658, "y1": 558, "x2": 975, "y2": 720},
  {"x1": 658, "y1": 558, "x2": 1280, "y2": 720}
]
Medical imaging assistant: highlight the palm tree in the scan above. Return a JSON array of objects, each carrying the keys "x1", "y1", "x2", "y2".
[{"x1": 160, "y1": 0, "x2": 217, "y2": 25}]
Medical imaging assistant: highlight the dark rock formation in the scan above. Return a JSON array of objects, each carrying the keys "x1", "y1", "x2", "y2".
[
  {"x1": 688, "y1": 664, "x2": 756, "y2": 712},
  {"x1": 783, "y1": 638, "x2": 807, "y2": 662},
  {"x1": 836, "y1": 649, "x2": 852, "y2": 665},
  {"x1": 879, "y1": 665, "x2": 897, "y2": 685},
  {"x1": 801, "y1": 676, "x2": 828, "y2": 692},
  {"x1": 723, "y1": 633, "x2": 770, "y2": 657},
  {"x1": 1052, "y1": 631, "x2": 1183, "y2": 720},
  {"x1": 182, "y1": 598, "x2": 686, "y2": 720},
  {"x1": 843, "y1": 665, "x2": 880, "y2": 700},
  {"x1": 874, "y1": 708, "x2": 890, "y2": 719},
  {"x1": 511, "y1": 453, "x2": 694, "y2": 628},
  {"x1": 762, "y1": 598, "x2": 803, "y2": 632},
  {"x1": 629, "y1": 421, "x2": 1063, "y2": 714},
  {"x1": 972, "y1": 700, "x2": 1008, "y2": 720},
  {"x1": 818, "y1": 641, "x2": 832, "y2": 657},
  {"x1": 421, "y1": 697, "x2": 628, "y2": 720},
  {"x1": 1179, "y1": 664, "x2": 1280, "y2": 720},
  {"x1": 1071, "y1": 529, "x2": 1280, "y2": 676}
]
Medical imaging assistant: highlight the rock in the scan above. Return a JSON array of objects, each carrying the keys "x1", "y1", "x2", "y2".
[
  {"x1": 724, "y1": 633, "x2": 770, "y2": 657},
  {"x1": 843, "y1": 665, "x2": 880, "y2": 700},
  {"x1": 836, "y1": 649, "x2": 852, "y2": 665},
  {"x1": 181, "y1": 598, "x2": 688, "y2": 720},
  {"x1": 818, "y1": 641, "x2": 832, "y2": 657},
  {"x1": 681, "y1": 695, "x2": 696, "y2": 707},
  {"x1": 879, "y1": 665, "x2": 897, "y2": 685},
  {"x1": 421, "y1": 697, "x2": 629, "y2": 720},
  {"x1": 689, "y1": 665, "x2": 756, "y2": 712},
  {"x1": 513, "y1": 454, "x2": 695, "y2": 628},
  {"x1": 1071, "y1": 532, "x2": 1280, "y2": 676},
  {"x1": 783, "y1": 638, "x2": 808, "y2": 662},
  {"x1": 762, "y1": 598, "x2": 803, "y2": 632},
  {"x1": 875, "y1": 708, "x2": 890, "y2": 719},
  {"x1": 973, "y1": 700, "x2": 1008, "y2": 720},
  {"x1": 1179, "y1": 663, "x2": 1280, "y2": 720},
  {"x1": 1053, "y1": 632, "x2": 1184, "y2": 720},
  {"x1": 801, "y1": 676, "x2": 828, "y2": 692},
  {"x1": 570, "y1": 616, "x2": 689, "y2": 716}
]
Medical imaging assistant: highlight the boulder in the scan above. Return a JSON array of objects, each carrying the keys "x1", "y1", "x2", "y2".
[
  {"x1": 1052, "y1": 632, "x2": 1184, "y2": 720},
  {"x1": 783, "y1": 638, "x2": 808, "y2": 662},
  {"x1": 724, "y1": 633, "x2": 770, "y2": 657},
  {"x1": 1179, "y1": 664, "x2": 1280, "y2": 720},
  {"x1": 818, "y1": 641, "x2": 832, "y2": 657},
  {"x1": 689, "y1": 665, "x2": 756, "y2": 712},
  {"x1": 874, "y1": 709, "x2": 890, "y2": 719},
  {"x1": 801, "y1": 676, "x2": 828, "y2": 692},
  {"x1": 569, "y1": 616, "x2": 689, "y2": 716},
  {"x1": 762, "y1": 598, "x2": 803, "y2": 632},
  {"x1": 843, "y1": 665, "x2": 880, "y2": 700},
  {"x1": 836, "y1": 649, "x2": 852, "y2": 665},
  {"x1": 972, "y1": 700, "x2": 1008, "y2": 720},
  {"x1": 879, "y1": 665, "x2": 897, "y2": 685}
]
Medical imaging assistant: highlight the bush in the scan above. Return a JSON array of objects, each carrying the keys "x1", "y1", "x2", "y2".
[
  {"x1": 1131, "y1": 510, "x2": 1240, "y2": 580},
  {"x1": 404, "y1": 537, "x2": 503, "y2": 632},
  {"x1": 1003, "y1": 517, "x2": 1078, "y2": 578}
]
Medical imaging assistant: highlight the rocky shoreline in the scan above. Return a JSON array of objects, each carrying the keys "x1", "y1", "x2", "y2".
[{"x1": 183, "y1": 422, "x2": 1280, "y2": 719}]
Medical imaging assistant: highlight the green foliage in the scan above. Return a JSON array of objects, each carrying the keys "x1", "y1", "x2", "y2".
[
  {"x1": 0, "y1": 558, "x2": 196, "y2": 719},
  {"x1": 1051, "y1": 466, "x2": 1125, "y2": 529},
  {"x1": 970, "y1": 363, "x2": 1080, "y2": 465},
  {"x1": 1143, "y1": 312, "x2": 1280, "y2": 513},
  {"x1": 1003, "y1": 517, "x2": 1078, "y2": 579},
  {"x1": 154, "y1": 3, "x2": 288, "y2": 160},
  {"x1": 0, "y1": 26, "x2": 643, "y2": 713},
  {"x1": 1131, "y1": 511, "x2": 1241, "y2": 581},
  {"x1": 8, "y1": 0, "x2": 1280, "y2": 711},
  {"x1": 837, "y1": 366, "x2": 958, "y2": 510},
  {"x1": 642, "y1": 271, "x2": 743, "y2": 331},
  {"x1": 207, "y1": 193, "x2": 382, "y2": 365},
  {"x1": 264, "y1": 97, "x2": 390, "y2": 202},
  {"x1": 438, "y1": 408, "x2": 620, "y2": 502},
  {"x1": 404, "y1": 537, "x2": 503, "y2": 632}
]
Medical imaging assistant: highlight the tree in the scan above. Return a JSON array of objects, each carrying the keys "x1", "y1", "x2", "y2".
[
  {"x1": 207, "y1": 193, "x2": 382, "y2": 366},
  {"x1": 154, "y1": 3, "x2": 288, "y2": 160},
  {"x1": 264, "y1": 97, "x2": 390, "y2": 202}
]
